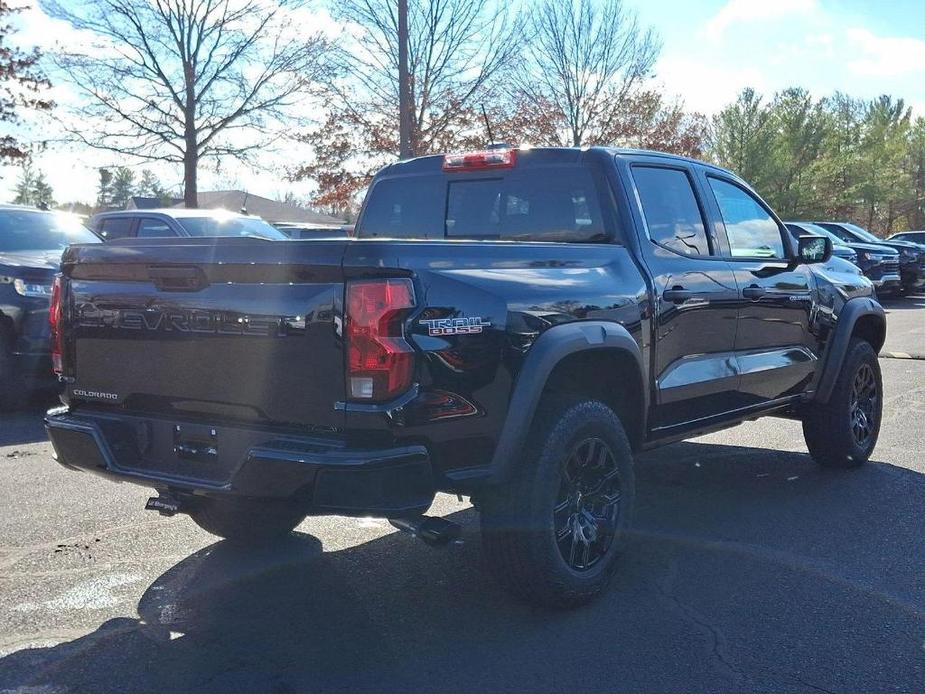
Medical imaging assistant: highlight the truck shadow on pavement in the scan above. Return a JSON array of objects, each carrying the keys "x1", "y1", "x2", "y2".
[
  {"x1": 0, "y1": 394, "x2": 57, "y2": 447},
  {"x1": 1, "y1": 441, "x2": 924, "y2": 693}
]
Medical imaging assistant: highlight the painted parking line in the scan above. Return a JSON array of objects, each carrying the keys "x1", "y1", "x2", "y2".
[{"x1": 880, "y1": 351, "x2": 925, "y2": 360}]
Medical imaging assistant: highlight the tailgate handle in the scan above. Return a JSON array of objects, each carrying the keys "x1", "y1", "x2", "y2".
[{"x1": 149, "y1": 266, "x2": 208, "y2": 292}]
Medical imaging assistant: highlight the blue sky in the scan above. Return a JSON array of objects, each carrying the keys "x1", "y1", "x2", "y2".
[
  {"x1": 639, "y1": 0, "x2": 925, "y2": 114},
  {"x1": 4, "y1": 0, "x2": 925, "y2": 203}
]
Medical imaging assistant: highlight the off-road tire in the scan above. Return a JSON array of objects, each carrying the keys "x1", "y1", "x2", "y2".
[
  {"x1": 188, "y1": 497, "x2": 306, "y2": 545},
  {"x1": 480, "y1": 398, "x2": 635, "y2": 608},
  {"x1": 803, "y1": 337, "x2": 882, "y2": 468}
]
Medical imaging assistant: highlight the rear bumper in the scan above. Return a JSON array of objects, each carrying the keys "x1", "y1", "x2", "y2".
[{"x1": 45, "y1": 408, "x2": 435, "y2": 517}]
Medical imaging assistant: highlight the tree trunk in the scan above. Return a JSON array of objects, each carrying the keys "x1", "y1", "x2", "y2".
[
  {"x1": 183, "y1": 60, "x2": 198, "y2": 208},
  {"x1": 184, "y1": 146, "x2": 198, "y2": 208},
  {"x1": 397, "y1": 0, "x2": 412, "y2": 159}
]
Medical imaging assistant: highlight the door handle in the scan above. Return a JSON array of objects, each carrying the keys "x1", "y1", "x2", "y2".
[
  {"x1": 742, "y1": 285, "x2": 766, "y2": 299},
  {"x1": 662, "y1": 287, "x2": 693, "y2": 303}
]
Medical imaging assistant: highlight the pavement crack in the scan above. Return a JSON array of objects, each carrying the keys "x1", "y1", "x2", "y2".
[
  {"x1": 0, "y1": 517, "x2": 172, "y2": 574},
  {"x1": 789, "y1": 674, "x2": 839, "y2": 694},
  {"x1": 655, "y1": 556, "x2": 745, "y2": 688}
]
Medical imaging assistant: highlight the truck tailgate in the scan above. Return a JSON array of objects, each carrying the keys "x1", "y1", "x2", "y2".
[{"x1": 60, "y1": 238, "x2": 347, "y2": 431}]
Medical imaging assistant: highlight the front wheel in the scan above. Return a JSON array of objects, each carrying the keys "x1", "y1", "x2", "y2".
[
  {"x1": 803, "y1": 338, "x2": 882, "y2": 468},
  {"x1": 480, "y1": 398, "x2": 635, "y2": 608},
  {"x1": 188, "y1": 496, "x2": 306, "y2": 545}
]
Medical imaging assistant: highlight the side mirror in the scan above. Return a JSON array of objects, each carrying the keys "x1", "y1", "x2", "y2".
[{"x1": 796, "y1": 235, "x2": 832, "y2": 264}]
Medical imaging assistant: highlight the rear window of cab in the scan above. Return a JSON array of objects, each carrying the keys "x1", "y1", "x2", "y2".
[{"x1": 357, "y1": 166, "x2": 607, "y2": 242}]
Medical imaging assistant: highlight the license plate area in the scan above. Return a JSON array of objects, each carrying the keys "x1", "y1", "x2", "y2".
[{"x1": 173, "y1": 423, "x2": 219, "y2": 464}]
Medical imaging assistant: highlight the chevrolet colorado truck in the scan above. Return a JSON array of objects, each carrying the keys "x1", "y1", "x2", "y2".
[{"x1": 44, "y1": 147, "x2": 886, "y2": 607}]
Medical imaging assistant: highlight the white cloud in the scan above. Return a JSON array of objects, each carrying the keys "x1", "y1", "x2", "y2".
[
  {"x1": 705, "y1": 0, "x2": 818, "y2": 39},
  {"x1": 845, "y1": 27, "x2": 925, "y2": 77},
  {"x1": 654, "y1": 55, "x2": 767, "y2": 115},
  {"x1": 9, "y1": 3, "x2": 100, "y2": 53}
]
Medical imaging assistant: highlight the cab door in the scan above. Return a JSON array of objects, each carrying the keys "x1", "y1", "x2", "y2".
[
  {"x1": 627, "y1": 163, "x2": 741, "y2": 433},
  {"x1": 700, "y1": 174, "x2": 820, "y2": 406}
]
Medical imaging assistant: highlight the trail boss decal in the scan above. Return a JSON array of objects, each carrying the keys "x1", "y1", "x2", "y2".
[{"x1": 420, "y1": 317, "x2": 491, "y2": 336}]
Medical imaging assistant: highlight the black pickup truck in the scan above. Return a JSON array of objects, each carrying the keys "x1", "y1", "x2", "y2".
[{"x1": 45, "y1": 147, "x2": 886, "y2": 607}]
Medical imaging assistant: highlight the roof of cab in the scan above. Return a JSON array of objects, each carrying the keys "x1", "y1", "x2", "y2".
[{"x1": 378, "y1": 145, "x2": 739, "y2": 179}]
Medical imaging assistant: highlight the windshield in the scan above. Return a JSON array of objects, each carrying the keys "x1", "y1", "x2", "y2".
[
  {"x1": 841, "y1": 222, "x2": 884, "y2": 244},
  {"x1": 799, "y1": 223, "x2": 849, "y2": 247},
  {"x1": 0, "y1": 209, "x2": 99, "y2": 252},
  {"x1": 176, "y1": 215, "x2": 287, "y2": 240}
]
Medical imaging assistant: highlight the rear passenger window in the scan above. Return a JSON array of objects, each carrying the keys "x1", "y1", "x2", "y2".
[
  {"x1": 137, "y1": 219, "x2": 176, "y2": 238},
  {"x1": 708, "y1": 178, "x2": 785, "y2": 259},
  {"x1": 632, "y1": 166, "x2": 710, "y2": 256},
  {"x1": 359, "y1": 176, "x2": 446, "y2": 239},
  {"x1": 98, "y1": 217, "x2": 135, "y2": 240}
]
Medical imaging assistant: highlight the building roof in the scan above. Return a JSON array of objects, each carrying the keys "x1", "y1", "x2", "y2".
[
  {"x1": 94, "y1": 208, "x2": 258, "y2": 219},
  {"x1": 127, "y1": 196, "x2": 183, "y2": 210},
  {"x1": 174, "y1": 191, "x2": 344, "y2": 225}
]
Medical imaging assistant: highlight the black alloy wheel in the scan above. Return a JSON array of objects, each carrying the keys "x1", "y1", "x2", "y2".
[
  {"x1": 802, "y1": 337, "x2": 882, "y2": 469},
  {"x1": 849, "y1": 362, "x2": 878, "y2": 448},
  {"x1": 554, "y1": 437, "x2": 623, "y2": 572}
]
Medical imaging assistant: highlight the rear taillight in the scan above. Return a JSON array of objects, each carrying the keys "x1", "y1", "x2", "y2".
[
  {"x1": 49, "y1": 275, "x2": 63, "y2": 376},
  {"x1": 442, "y1": 148, "x2": 516, "y2": 172},
  {"x1": 346, "y1": 279, "x2": 416, "y2": 401}
]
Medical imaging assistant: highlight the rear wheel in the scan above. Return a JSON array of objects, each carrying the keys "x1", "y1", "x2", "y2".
[
  {"x1": 188, "y1": 497, "x2": 306, "y2": 545},
  {"x1": 480, "y1": 398, "x2": 635, "y2": 608},
  {"x1": 803, "y1": 338, "x2": 882, "y2": 468}
]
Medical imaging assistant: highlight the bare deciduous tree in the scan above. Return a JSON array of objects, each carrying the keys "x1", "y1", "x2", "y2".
[
  {"x1": 45, "y1": 0, "x2": 330, "y2": 206},
  {"x1": 294, "y1": 0, "x2": 520, "y2": 211},
  {"x1": 516, "y1": 0, "x2": 660, "y2": 147},
  {"x1": 338, "y1": 0, "x2": 518, "y2": 154}
]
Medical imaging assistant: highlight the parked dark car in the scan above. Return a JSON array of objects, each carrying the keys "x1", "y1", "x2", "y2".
[
  {"x1": 46, "y1": 147, "x2": 885, "y2": 607},
  {"x1": 0, "y1": 205, "x2": 101, "y2": 409},
  {"x1": 816, "y1": 221, "x2": 925, "y2": 295},
  {"x1": 89, "y1": 209, "x2": 288, "y2": 240},
  {"x1": 785, "y1": 222, "x2": 857, "y2": 264},
  {"x1": 789, "y1": 222, "x2": 900, "y2": 295},
  {"x1": 887, "y1": 231, "x2": 925, "y2": 245}
]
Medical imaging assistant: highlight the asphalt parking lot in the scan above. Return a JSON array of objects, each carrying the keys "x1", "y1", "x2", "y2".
[{"x1": 1, "y1": 296, "x2": 923, "y2": 694}]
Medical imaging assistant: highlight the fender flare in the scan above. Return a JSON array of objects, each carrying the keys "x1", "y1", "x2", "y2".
[
  {"x1": 489, "y1": 321, "x2": 646, "y2": 483},
  {"x1": 814, "y1": 297, "x2": 885, "y2": 404}
]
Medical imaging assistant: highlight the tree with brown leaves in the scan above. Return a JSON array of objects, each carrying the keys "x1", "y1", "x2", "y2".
[
  {"x1": 293, "y1": 0, "x2": 520, "y2": 214},
  {"x1": 1, "y1": 0, "x2": 53, "y2": 166}
]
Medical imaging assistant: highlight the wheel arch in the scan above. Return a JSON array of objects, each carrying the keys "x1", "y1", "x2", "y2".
[
  {"x1": 489, "y1": 321, "x2": 647, "y2": 483},
  {"x1": 814, "y1": 297, "x2": 885, "y2": 404}
]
